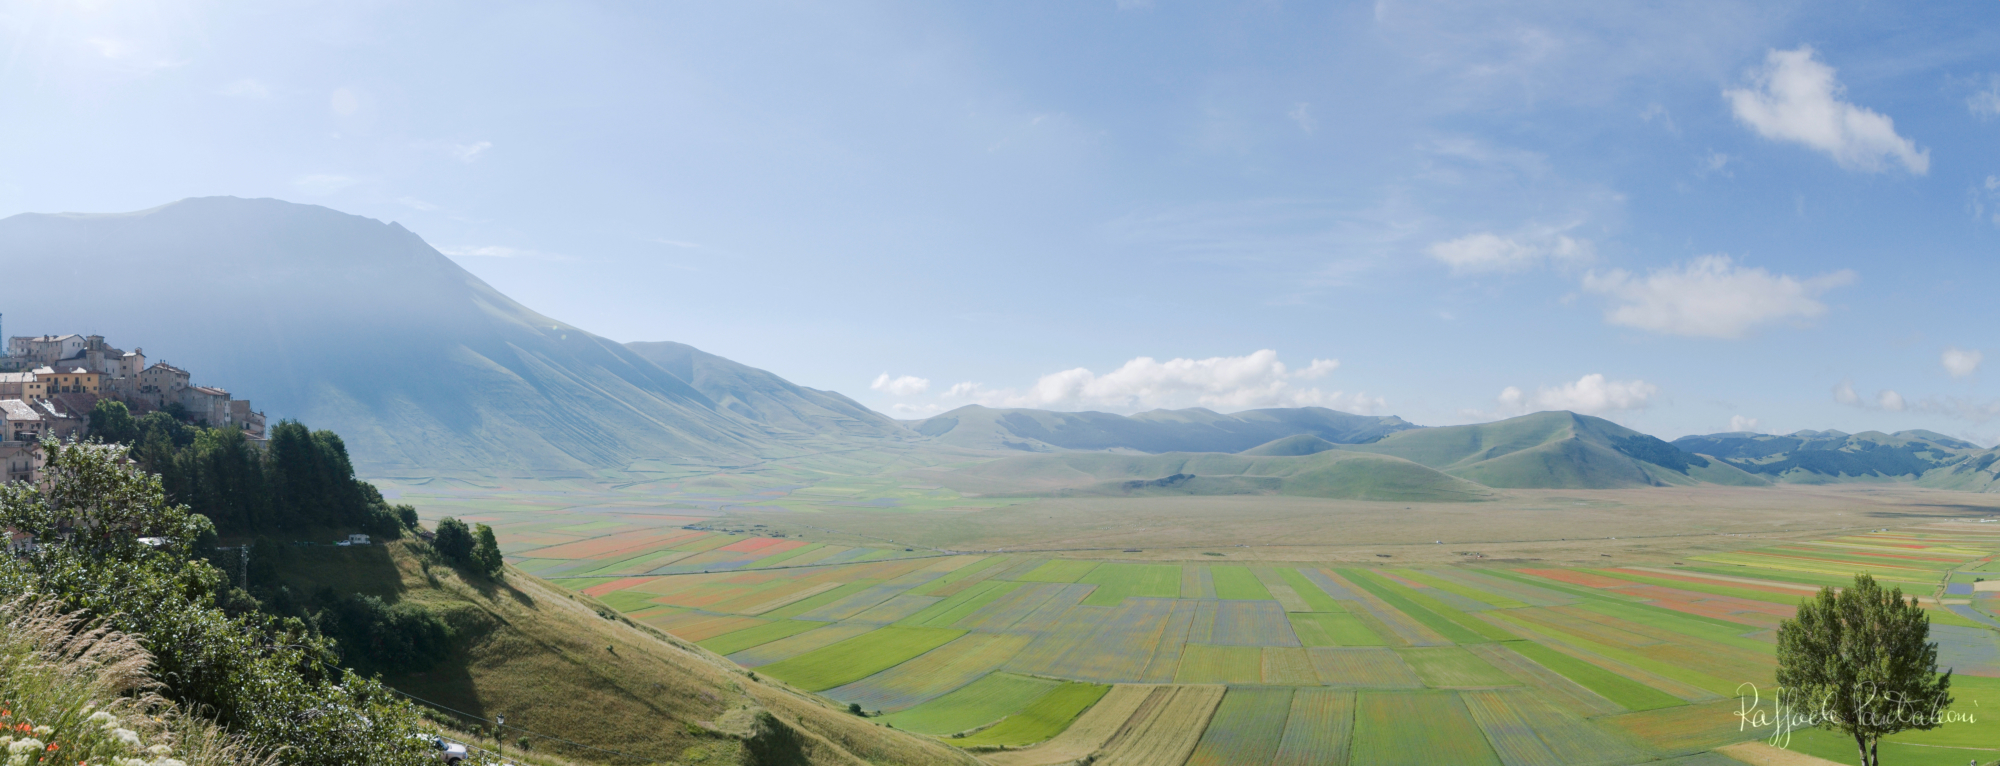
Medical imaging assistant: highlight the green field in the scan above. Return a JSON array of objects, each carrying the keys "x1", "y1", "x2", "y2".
[
  {"x1": 1211, "y1": 566, "x2": 1275, "y2": 600},
  {"x1": 951, "y1": 680, "x2": 1110, "y2": 748},
  {"x1": 880, "y1": 672, "x2": 1059, "y2": 735},
  {"x1": 758, "y1": 626, "x2": 967, "y2": 691}
]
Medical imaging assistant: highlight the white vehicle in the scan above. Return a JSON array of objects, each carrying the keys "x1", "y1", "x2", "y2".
[{"x1": 412, "y1": 734, "x2": 468, "y2": 764}]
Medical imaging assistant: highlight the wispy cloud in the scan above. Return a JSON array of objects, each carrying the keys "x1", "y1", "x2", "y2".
[
  {"x1": 1427, "y1": 224, "x2": 1593, "y2": 275},
  {"x1": 870, "y1": 373, "x2": 931, "y2": 396},
  {"x1": 1581, "y1": 255, "x2": 1854, "y2": 339},
  {"x1": 1833, "y1": 380, "x2": 1905, "y2": 412},
  {"x1": 1288, "y1": 102, "x2": 1317, "y2": 134},
  {"x1": 1480, "y1": 373, "x2": 1657, "y2": 419},
  {"x1": 1944, "y1": 347, "x2": 1983, "y2": 378},
  {"x1": 396, "y1": 196, "x2": 439, "y2": 212},
  {"x1": 1969, "y1": 76, "x2": 2000, "y2": 119},
  {"x1": 1724, "y1": 46, "x2": 1928, "y2": 174},
  {"x1": 1729, "y1": 414, "x2": 1760, "y2": 433},
  {"x1": 939, "y1": 350, "x2": 1378, "y2": 414},
  {"x1": 450, "y1": 141, "x2": 493, "y2": 163}
]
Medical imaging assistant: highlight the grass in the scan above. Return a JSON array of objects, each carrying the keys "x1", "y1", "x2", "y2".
[
  {"x1": 1211, "y1": 566, "x2": 1275, "y2": 600},
  {"x1": 1078, "y1": 563, "x2": 1182, "y2": 606},
  {"x1": 1339, "y1": 569, "x2": 1491, "y2": 644},
  {"x1": 697, "y1": 619, "x2": 826, "y2": 656},
  {"x1": 1186, "y1": 687, "x2": 1294, "y2": 766},
  {"x1": 879, "y1": 672, "x2": 1060, "y2": 735},
  {"x1": 1393, "y1": 569, "x2": 1528, "y2": 609},
  {"x1": 759, "y1": 580, "x2": 882, "y2": 620},
  {"x1": 1398, "y1": 646, "x2": 1518, "y2": 688},
  {"x1": 950, "y1": 681, "x2": 1110, "y2": 748},
  {"x1": 1348, "y1": 691, "x2": 1503, "y2": 766},
  {"x1": 757, "y1": 625, "x2": 968, "y2": 691},
  {"x1": 901, "y1": 580, "x2": 1022, "y2": 628},
  {"x1": 1175, "y1": 644, "x2": 1266, "y2": 684},
  {"x1": 1273, "y1": 688, "x2": 1354, "y2": 766},
  {"x1": 910, "y1": 555, "x2": 1009, "y2": 595},
  {"x1": 1015, "y1": 559, "x2": 1101, "y2": 583},
  {"x1": 1278, "y1": 568, "x2": 1347, "y2": 612},
  {"x1": 1290, "y1": 612, "x2": 1387, "y2": 647},
  {"x1": 1496, "y1": 639, "x2": 1683, "y2": 712}
]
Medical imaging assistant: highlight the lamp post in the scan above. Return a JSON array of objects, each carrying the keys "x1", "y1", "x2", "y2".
[{"x1": 496, "y1": 714, "x2": 505, "y2": 761}]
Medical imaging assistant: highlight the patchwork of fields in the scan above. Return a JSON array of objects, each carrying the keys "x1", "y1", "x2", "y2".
[{"x1": 533, "y1": 522, "x2": 2000, "y2": 766}]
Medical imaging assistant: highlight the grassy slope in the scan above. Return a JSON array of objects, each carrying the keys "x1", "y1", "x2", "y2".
[
  {"x1": 1343, "y1": 411, "x2": 1769, "y2": 490},
  {"x1": 923, "y1": 449, "x2": 1493, "y2": 502},
  {"x1": 272, "y1": 541, "x2": 976, "y2": 766}
]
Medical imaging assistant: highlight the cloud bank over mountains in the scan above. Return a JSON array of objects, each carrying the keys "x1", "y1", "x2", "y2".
[
  {"x1": 874, "y1": 350, "x2": 1382, "y2": 417},
  {"x1": 1582, "y1": 255, "x2": 1854, "y2": 339}
]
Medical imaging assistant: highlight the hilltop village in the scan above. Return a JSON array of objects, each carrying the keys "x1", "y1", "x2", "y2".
[{"x1": 0, "y1": 329, "x2": 263, "y2": 484}]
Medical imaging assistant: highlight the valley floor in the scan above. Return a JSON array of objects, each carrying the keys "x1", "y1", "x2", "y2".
[{"x1": 382, "y1": 474, "x2": 2000, "y2": 766}]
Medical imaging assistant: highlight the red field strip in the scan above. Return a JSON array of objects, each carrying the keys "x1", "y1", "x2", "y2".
[
  {"x1": 1608, "y1": 569, "x2": 1815, "y2": 596},
  {"x1": 582, "y1": 577, "x2": 652, "y2": 597},
  {"x1": 1515, "y1": 569, "x2": 1631, "y2": 589}
]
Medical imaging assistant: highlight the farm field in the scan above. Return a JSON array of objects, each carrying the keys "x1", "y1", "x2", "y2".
[{"x1": 391, "y1": 477, "x2": 2000, "y2": 765}]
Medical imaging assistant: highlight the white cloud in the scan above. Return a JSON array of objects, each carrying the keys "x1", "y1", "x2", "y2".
[
  {"x1": 1724, "y1": 46, "x2": 1928, "y2": 174},
  {"x1": 1427, "y1": 226, "x2": 1594, "y2": 275},
  {"x1": 1833, "y1": 380, "x2": 1905, "y2": 411},
  {"x1": 450, "y1": 141, "x2": 494, "y2": 163},
  {"x1": 1944, "y1": 348, "x2": 1983, "y2": 378},
  {"x1": 1729, "y1": 415, "x2": 1760, "y2": 433},
  {"x1": 1970, "y1": 77, "x2": 2000, "y2": 119},
  {"x1": 396, "y1": 196, "x2": 439, "y2": 212},
  {"x1": 940, "y1": 350, "x2": 1377, "y2": 413},
  {"x1": 870, "y1": 373, "x2": 931, "y2": 396},
  {"x1": 1581, "y1": 255, "x2": 1854, "y2": 339},
  {"x1": 218, "y1": 78, "x2": 270, "y2": 99},
  {"x1": 1492, "y1": 374, "x2": 1657, "y2": 417},
  {"x1": 1699, "y1": 151, "x2": 1733, "y2": 178},
  {"x1": 1288, "y1": 102, "x2": 1317, "y2": 134},
  {"x1": 292, "y1": 174, "x2": 356, "y2": 195}
]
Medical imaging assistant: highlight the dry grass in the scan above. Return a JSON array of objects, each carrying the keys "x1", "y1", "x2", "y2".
[
  {"x1": 1090, "y1": 685, "x2": 1225, "y2": 766},
  {"x1": 977, "y1": 685, "x2": 1153, "y2": 766},
  {"x1": 0, "y1": 598, "x2": 271, "y2": 766}
]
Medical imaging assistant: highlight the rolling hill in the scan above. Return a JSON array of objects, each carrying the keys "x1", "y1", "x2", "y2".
[
  {"x1": 1672, "y1": 429, "x2": 1983, "y2": 484},
  {"x1": 0, "y1": 197, "x2": 905, "y2": 477},
  {"x1": 908, "y1": 404, "x2": 1416, "y2": 453},
  {"x1": 916, "y1": 448, "x2": 1494, "y2": 502},
  {"x1": 1340, "y1": 411, "x2": 1768, "y2": 489},
  {"x1": 274, "y1": 539, "x2": 975, "y2": 766}
]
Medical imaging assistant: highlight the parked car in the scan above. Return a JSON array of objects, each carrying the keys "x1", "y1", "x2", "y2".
[{"x1": 412, "y1": 734, "x2": 468, "y2": 764}]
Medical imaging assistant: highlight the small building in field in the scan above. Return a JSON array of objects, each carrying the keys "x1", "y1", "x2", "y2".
[{"x1": 347, "y1": 534, "x2": 371, "y2": 546}]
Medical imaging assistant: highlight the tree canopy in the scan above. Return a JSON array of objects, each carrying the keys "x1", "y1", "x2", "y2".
[{"x1": 1775, "y1": 573, "x2": 1953, "y2": 766}]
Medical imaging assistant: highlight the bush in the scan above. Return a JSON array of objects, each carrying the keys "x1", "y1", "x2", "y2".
[
  {"x1": 433, "y1": 518, "x2": 474, "y2": 564},
  {"x1": 471, "y1": 524, "x2": 504, "y2": 578}
]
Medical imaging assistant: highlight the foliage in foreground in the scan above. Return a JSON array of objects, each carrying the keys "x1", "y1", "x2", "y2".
[
  {"x1": 0, "y1": 440, "x2": 437, "y2": 766},
  {"x1": 0, "y1": 597, "x2": 270, "y2": 766},
  {"x1": 1775, "y1": 573, "x2": 1953, "y2": 766}
]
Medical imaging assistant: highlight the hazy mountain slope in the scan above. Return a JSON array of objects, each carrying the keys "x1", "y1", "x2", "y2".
[
  {"x1": 918, "y1": 449, "x2": 1494, "y2": 502},
  {"x1": 1239, "y1": 434, "x2": 1340, "y2": 456},
  {"x1": 0, "y1": 197, "x2": 860, "y2": 476},
  {"x1": 626, "y1": 340, "x2": 910, "y2": 440},
  {"x1": 276, "y1": 540, "x2": 977, "y2": 766},
  {"x1": 1673, "y1": 429, "x2": 1980, "y2": 484},
  {"x1": 910, "y1": 404, "x2": 1416, "y2": 453},
  {"x1": 1343, "y1": 411, "x2": 1767, "y2": 489}
]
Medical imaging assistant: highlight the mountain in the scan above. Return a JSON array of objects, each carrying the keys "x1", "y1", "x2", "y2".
[
  {"x1": 625, "y1": 340, "x2": 909, "y2": 440},
  {"x1": 0, "y1": 197, "x2": 889, "y2": 477},
  {"x1": 1341, "y1": 411, "x2": 1768, "y2": 489},
  {"x1": 916, "y1": 449, "x2": 1494, "y2": 502},
  {"x1": 1672, "y1": 429, "x2": 1983, "y2": 484},
  {"x1": 908, "y1": 404, "x2": 1417, "y2": 453},
  {"x1": 1239, "y1": 434, "x2": 1340, "y2": 456}
]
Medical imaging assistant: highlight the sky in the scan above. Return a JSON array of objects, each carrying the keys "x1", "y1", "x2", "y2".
[{"x1": 5, "y1": 1, "x2": 2000, "y2": 442}]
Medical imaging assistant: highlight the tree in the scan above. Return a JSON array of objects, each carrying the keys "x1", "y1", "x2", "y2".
[
  {"x1": 88, "y1": 398, "x2": 140, "y2": 444},
  {"x1": 434, "y1": 517, "x2": 474, "y2": 564},
  {"x1": 1775, "y1": 573, "x2": 1953, "y2": 766},
  {"x1": 0, "y1": 439, "x2": 436, "y2": 765},
  {"x1": 471, "y1": 523, "x2": 505, "y2": 578}
]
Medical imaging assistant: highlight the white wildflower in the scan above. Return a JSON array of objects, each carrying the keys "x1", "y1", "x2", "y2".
[
  {"x1": 111, "y1": 727, "x2": 142, "y2": 747},
  {"x1": 147, "y1": 744, "x2": 172, "y2": 755},
  {"x1": 90, "y1": 710, "x2": 117, "y2": 725}
]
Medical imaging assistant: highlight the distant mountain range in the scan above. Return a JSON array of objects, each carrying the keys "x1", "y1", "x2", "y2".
[{"x1": 6, "y1": 197, "x2": 1995, "y2": 495}]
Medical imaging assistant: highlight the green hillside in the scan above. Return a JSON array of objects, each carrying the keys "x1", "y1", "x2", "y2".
[
  {"x1": 1675, "y1": 429, "x2": 1984, "y2": 485},
  {"x1": 1238, "y1": 434, "x2": 1340, "y2": 456},
  {"x1": 270, "y1": 540, "x2": 976, "y2": 766},
  {"x1": 909, "y1": 404, "x2": 1416, "y2": 452},
  {"x1": 924, "y1": 449, "x2": 1494, "y2": 501},
  {"x1": 626, "y1": 340, "x2": 910, "y2": 440},
  {"x1": 1344, "y1": 411, "x2": 1767, "y2": 489}
]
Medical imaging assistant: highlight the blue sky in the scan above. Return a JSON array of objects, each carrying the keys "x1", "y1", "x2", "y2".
[{"x1": 5, "y1": 1, "x2": 2000, "y2": 441}]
